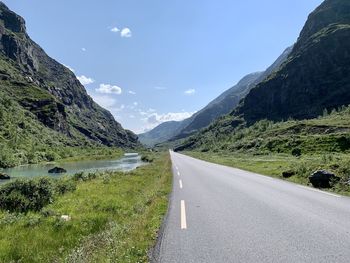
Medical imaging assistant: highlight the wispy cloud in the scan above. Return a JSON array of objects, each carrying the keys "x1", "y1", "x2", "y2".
[
  {"x1": 96, "y1": 84, "x2": 122, "y2": 95},
  {"x1": 128, "y1": 90, "x2": 136, "y2": 95},
  {"x1": 77, "y1": 75, "x2": 94, "y2": 85},
  {"x1": 121, "y1": 28, "x2": 132, "y2": 38},
  {"x1": 81, "y1": 47, "x2": 87, "y2": 52},
  {"x1": 139, "y1": 110, "x2": 195, "y2": 133},
  {"x1": 110, "y1": 27, "x2": 120, "y2": 33},
  {"x1": 184, "y1": 89, "x2": 195, "y2": 95}
]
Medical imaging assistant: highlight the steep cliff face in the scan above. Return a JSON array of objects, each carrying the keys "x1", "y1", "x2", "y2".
[
  {"x1": 176, "y1": 0, "x2": 350, "y2": 152},
  {"x1": 236, "y1": 0, "x2": 350, "y2": 124},
  {"x1": 0, "y1": 2, "x2": 138, "y2": 148}
]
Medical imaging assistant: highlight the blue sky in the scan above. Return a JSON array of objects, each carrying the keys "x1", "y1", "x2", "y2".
[{"x1": 3, "y1": 0, "x2": 323, "y2": 133}]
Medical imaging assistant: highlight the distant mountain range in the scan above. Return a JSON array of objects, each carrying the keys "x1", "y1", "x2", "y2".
[
  {"x1": 176, "y1": 0, "x2": 350, "y2": 151},
  {"x1": 0, "y1": 2, "x2": 138, "y2": 148},
  {"x1": 139, "y1": 45, "x2": 292, "y2": 146}
]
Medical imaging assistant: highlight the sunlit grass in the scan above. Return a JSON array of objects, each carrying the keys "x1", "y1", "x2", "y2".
[{"x1": 0, "y1": 153, "x2": 172, "y2": 263}]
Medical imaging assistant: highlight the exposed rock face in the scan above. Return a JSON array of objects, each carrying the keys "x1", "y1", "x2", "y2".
[
  {"x1": 236, "y1": 0, "x2": 350, "y2": 124},
  {"x1": 0, "y1": 3, "x2": 138, "y2": 148},
  {"x1": 309, "y1": 170, "x2": 340, "y2": 188},
  {"x1": 48, "y1": 167, "x2": 67, "y2": 174},
  {"x1": 177, "y1": 0, "x2": 350, "y2": 152}
]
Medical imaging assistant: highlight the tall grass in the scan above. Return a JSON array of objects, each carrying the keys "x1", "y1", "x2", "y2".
[{"x1": 0, "y1": 153, "x2": 172, "y2": 262}]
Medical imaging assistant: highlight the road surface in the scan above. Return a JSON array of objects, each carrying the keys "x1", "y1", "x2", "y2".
[{"x1": 154, "y1": 151, "x2": 350, "y2": 263}]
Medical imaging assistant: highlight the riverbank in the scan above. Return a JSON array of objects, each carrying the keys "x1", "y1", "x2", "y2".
[
  {"x1": 185, "y1": 151, "x2": 350, "y2": 196},
  {"x1": 0, "y1": 152, "x2": 172, "y2": 262}
]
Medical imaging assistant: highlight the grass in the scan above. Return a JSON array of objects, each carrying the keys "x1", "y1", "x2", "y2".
[
  {"x1": 0, "y1": 152, "x2": 172, "y2": 262},
  {"x1": 185, "y1": 151, "x2": 350, "y2": 196}
]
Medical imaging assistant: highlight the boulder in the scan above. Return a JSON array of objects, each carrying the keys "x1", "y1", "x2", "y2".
[
  {"x1": 309, "y1": 170, "x2": 340, "y2": 188},
  {"x1": 0, "y1": 172, "x2": 10, "y2": 180},
  {"x1": 48, "y1": 167, "x2": 67, "y2": 174}
]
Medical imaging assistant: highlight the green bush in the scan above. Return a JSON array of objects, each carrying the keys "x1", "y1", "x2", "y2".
[
  {"x1": 72, "y1": 172, "x2": 98, "y2": 181},
  {"x1": 0, "y1": 177, "x2": 77, "y2": 213},
  {"x1": 291, "y1": 148, "x2": 302, "y2": 157},
  {"x1": 54, "y1": 179, "x2": 77, "y2": 195},
  {"x1": 0, "y1": 178, "x2": 54, "y2": 213}
]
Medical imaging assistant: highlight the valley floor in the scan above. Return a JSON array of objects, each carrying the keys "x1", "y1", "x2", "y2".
[
  {"x1": 0, "y1": 153, "x2": 171, "y2": 263},
  {"x1": 185, "y1": 151, "x2": 350, "y2": 196}
]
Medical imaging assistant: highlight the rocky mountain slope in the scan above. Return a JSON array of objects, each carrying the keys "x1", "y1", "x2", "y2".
[
  {"x1": 237, "y1": 0, "x2": 350, "y2": 124},
  {"x1": 139, "y1": 46, "x2": 292, "y2": 146},
  {"x1": 0, "y1": 2, "x2": 138, "y2": 148},
  {"x1": 176, "y1": 0, "x2": 350, "y2": 152}
]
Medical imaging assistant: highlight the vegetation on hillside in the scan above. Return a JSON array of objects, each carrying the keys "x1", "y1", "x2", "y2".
[
  {"x1": 181, "y1": 106, "x2": 350, "y2": 194},
  {"x1": 0, "y1": 153, "x2": 172, "y2": 262}
]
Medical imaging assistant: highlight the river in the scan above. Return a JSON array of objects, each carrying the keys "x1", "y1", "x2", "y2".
[{"x1": 0, "y1": 153, "x2": 144, "y2": 181}]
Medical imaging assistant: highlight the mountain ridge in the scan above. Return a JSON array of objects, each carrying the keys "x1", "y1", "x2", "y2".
[
  {"x1": 0, "y1": 2, "x2": 138, "y2": 148},
  {"x1": 176, "y1": 0, "x2": 350, "y2": 152},
  {"x1": 139, "y1": 45, "x2": 292, "y2": 146}
]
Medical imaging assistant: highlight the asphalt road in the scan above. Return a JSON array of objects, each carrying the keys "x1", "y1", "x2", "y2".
[{"x1": 155, "y1": 151, "x2": 350, "y2": 263}]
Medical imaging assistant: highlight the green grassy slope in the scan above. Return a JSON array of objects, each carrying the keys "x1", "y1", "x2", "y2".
[{"x1": 0, "y1": 153, "x2": 172, "y2": 262}]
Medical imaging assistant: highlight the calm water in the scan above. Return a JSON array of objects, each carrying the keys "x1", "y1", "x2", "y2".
[{"x1": 0, "y1": 154, "x2": 144, "y2": 181}]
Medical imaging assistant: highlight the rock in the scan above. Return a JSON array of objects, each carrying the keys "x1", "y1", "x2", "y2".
[
  {"x1": 309, "y1": 170, "x2": 340, "y2": 188},
  {"x1": 48, "y1": 167, "x2": 67, "y2": 174},
  {"x1": 282, "y1": 170, "x2": 295, "y2": 178},
  {"x1": 0, "y1": 172, "x2": 10, "y2": 180},
  {"x1": 60, "y1": 215, "x2": 71, "y2": 221}
]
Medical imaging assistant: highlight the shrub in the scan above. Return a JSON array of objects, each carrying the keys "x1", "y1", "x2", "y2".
[
  {"x1": 54, "y1": 179, "x2": 77, "y2": 195},
  {"x1": 72, "y1": 172, "x2": 98, "y2": 181},
  {"x1": 291, "y1": 148, "x2": 302, "y2": 157},
  {"x1": 0, "y1": 177, "x2": 77, "y2": 213},
  {"x1": 141, "y1": 154, "x2": 155, "y2": 163},
  {"x1": 0, "y1": 177, "x2": 54, "y2": 213}
]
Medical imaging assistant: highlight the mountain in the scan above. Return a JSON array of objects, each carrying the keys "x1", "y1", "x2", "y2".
[
  {"x1": 139, "y1": 46, "x2": 292, "y2": 146},
  {"x1": 0, "y1": 3, "x2": 138, "y2": 166},
  {"x1": 237, "y1": 0, "x2": 350, "y2": 124},
  {"x1": 138, "y1": 121, "x2": 184, "y2": 147},
  {"x1": 176, "y1": 0, "x2": 350, "y2": 151},
  {"x1": 0, "y1": 2, "x2": 138, "y2": 147}
]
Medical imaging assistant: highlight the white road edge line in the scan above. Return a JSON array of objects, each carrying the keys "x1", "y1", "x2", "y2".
[
  {"x1": 177, "y1": 171, "x2": 180, "y2": 176},
  {"x1": 181, "y1": 200, "x2": 187, "y2": 229},
  {"x1": 179, "y1": 179, "x2": 183, "y2": 189},
  {"x1": 298, "y1": 185, "x2": 341, "y2": 198}
]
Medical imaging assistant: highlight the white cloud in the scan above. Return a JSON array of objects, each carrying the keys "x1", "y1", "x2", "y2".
[
  {"x1": 81, "y1": 47, "x2": 87, "y2": 52},
  {"x1": 139, "y1": 110, "x2": 195, "y2": 132},
  {"x1": 111, "y1": 27, "x2": 120, "y2": 33},
  {"x1": 121, "y1": 28, "x2": 132, "y2": 38},
  {"x1": 77, "y1": 75, "x2": 94, "y2": 85},
  {"x1": 96, "y1": 84, "x2": 122, "y2": 95},
  {"x1": 184, "y1": 89, "x2": 196, "y2": 95},
  {"x1": 128, "y1": 90, "x2": 136, "y2": 95},
  {"x1": 63, "y1": 64, "x2": 75, "y2": 73},
  {"x1": 133, "y1": 102, "x2": 138, "y2": 106},
  {"x1": 92, "y1": 95, "x2": 116, "y2": 109}
]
